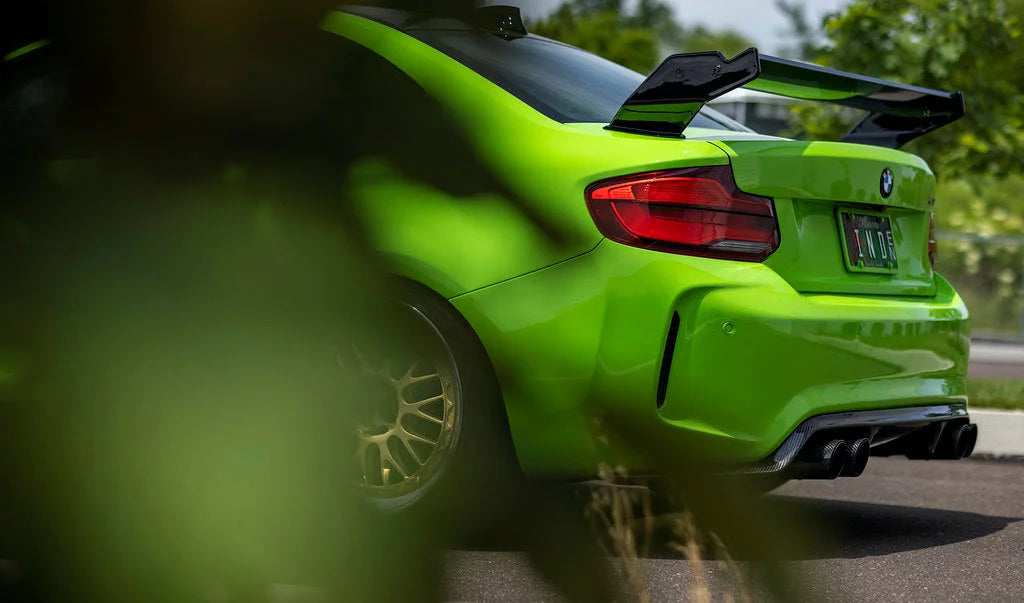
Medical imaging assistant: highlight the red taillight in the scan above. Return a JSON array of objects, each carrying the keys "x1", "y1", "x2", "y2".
[
  {"x1": 928, "y1": 211, "x2": 937, "y2": 267},
  {"x1": 585, "y1": 166, "x2": 779, "y2": 261}
]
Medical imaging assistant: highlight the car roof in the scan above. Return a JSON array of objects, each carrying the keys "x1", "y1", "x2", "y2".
[{"x1": 340, "y1": 5, "x2": 524, "y2": 35}]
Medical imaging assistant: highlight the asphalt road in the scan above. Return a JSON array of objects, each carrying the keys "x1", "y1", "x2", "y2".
[{"x1": 445, "y1": 457, "x2": 1024, "y2": 602}]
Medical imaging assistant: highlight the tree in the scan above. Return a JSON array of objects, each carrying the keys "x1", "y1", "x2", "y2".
[
  {"x1": 773, "y1": 0, "x2": 827, "y2": 60},
  {"x1": 790, "y1": 0, "x2": 1024, "y2": 177},
  {"x1": 673, "y1": 25, "x2": 756, "y2": 57},
  {"x1": 530, "y1": 2, "x2": 660, "y2": 72},
  {"x1": 530, "y1": 0, "x2": 753, "y2": 74}
]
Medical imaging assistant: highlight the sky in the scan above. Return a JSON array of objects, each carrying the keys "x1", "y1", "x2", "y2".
[{"x1": 504, "y1": 0, "x2": 854, "y2": 55}]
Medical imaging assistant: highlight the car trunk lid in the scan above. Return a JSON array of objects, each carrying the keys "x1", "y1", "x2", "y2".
[{"x1": 712, "y1": 139, "x2": 936, "y2": 297}]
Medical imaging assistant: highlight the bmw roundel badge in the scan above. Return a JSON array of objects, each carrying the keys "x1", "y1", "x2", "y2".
[{"x1": 880, "y1": 168, "x2": 894, "y2": 198}]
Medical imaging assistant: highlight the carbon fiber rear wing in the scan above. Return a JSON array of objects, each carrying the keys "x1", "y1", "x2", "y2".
[{"x1": 608, "y1": 48, "x2": 965, "y2": 149}]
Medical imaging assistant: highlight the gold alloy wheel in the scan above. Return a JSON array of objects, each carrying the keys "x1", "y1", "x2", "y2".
[{"x1": 344, "y1": 319, "x2": 459, "y2": 500}]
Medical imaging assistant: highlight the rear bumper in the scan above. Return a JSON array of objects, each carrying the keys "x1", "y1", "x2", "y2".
[
  {"x1": 745, "y1": 404, "x2": 973, "y2": 476},
  {"x1": 451, "y1": 240, "x2": 970, "y2": 478}
]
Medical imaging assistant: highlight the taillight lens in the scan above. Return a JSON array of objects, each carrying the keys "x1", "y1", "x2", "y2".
[
  {"x1": 928, "y1": 211, "x2": 937, "y2": 267},
  {"x1": 586, "y1": 166, "x2": 779, "y2": 261}
]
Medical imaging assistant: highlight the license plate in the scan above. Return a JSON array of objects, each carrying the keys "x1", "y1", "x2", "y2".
[{"x1": 837, "y1": 209, "x2": 898, "y2": 273}]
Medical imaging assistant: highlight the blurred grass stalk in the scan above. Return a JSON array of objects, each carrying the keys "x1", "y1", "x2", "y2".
[
  {"x1": 588, "y1": 464, "x2": 653, "y2": 602},
  {"x1": 588, "y1": 464, "x2": 756, "y2": 603}
]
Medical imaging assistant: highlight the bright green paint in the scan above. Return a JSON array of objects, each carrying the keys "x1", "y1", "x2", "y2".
[
  {"x1": 325, "y1": 11, "x2": 970, "y2": 477},
  {"x1": 747, "y1": 78, "x2": 866, "y2": 101},
  {"x1": 452, "y1": 241, "x2": 967, "y2": 475},
  {"x1": 325, "y1": 12, "x2": 733, "y2": 296},
  {"x1": 3, "y1": 39, "x2": 51, "y2": 62},
  {"x1": 712, "y1": 139, "x2": 938, "y2": 297}
]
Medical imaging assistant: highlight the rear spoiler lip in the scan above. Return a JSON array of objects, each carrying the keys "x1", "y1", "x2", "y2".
[{"x1": 608, "y1": 47, "x2": 965, "y2": 149}]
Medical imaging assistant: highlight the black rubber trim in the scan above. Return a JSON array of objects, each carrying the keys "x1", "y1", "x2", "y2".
[{"x1": 656, "y1": 312, "x2": 680, "y2": 409}]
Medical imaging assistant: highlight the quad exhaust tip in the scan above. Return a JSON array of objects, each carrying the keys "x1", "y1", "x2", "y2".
[
  {"x1": 788, "y1": 438, "x2": 850, "y2": 479},
  {"x1": 788, "y1": 436, "x2": 872, "y2": 479},
  {"x1": 786, "y1": 422, "x2": 978, "y2": 479},
  {"x1": 755, "y1": 409, "x2": 980, "y2": 479},
  {"x1": 939, "y1": 423, "x2": 978, "y2": 460},
  {"x1": 841, "y1": 437, "x2": 871, "y2": 477}
]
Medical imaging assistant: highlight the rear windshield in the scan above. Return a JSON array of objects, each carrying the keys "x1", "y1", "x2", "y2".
[{"x1": 409, "y1": 29, "x2": 746, "y2": 131}]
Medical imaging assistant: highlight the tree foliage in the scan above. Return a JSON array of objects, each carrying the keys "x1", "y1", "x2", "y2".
[
  {"x1": 530, "y1": 0, "x2": 754, "y2": 74},
  {"x1": 790, "y1": 0, "x2": 1024, "y2": 177},
  {"x1": 530, "y1": 2, "x2": 660, "y2": 72},
  {"x1": 677, "y1": 25, "x2": 755, "y2": 58},
  {"x1": 773, "y1": 0, "x2": 827, "y2": 60}
]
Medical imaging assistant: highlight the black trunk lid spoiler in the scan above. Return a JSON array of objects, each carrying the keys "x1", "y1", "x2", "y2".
[{"x1": 608, "y1": 48, "x2": 964, "y2": 149}]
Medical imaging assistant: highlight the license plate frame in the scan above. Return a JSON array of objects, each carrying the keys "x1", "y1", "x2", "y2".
[{"x1": 837, "y1": 208, "x2": 899, "y2": 274}]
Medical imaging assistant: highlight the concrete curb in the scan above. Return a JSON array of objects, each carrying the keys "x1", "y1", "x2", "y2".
[{"x1": 970, "y1": 408, "x2": 1024, "y2": 458}]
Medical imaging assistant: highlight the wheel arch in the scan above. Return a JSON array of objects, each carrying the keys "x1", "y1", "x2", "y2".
[
  {"x1": 386, "y1": 274, "x2": 508, "y2": 418},
  {"x1": 387, "y1": 274, "x2": 525, "y2": 477}
]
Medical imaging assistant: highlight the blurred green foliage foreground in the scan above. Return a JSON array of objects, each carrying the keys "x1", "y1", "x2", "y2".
[
  {"x1": 0, "y1": 1, "x2": 818, "y2": 601},
  {"x1": 0, "y1": 0, "x2": 597, "y2": 600}
]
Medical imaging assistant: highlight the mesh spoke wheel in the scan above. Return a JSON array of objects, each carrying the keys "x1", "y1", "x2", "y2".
[{"x1": 344, "y1": 305, "x2": 460, "y2": 501}]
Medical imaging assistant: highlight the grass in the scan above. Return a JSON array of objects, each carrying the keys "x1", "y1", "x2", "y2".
[
  {"x1": 587, "y1": 464, "x2": 755, "y2": 603},
  {"x1": 968, "y1": 378, "x2": 1024, "y2": 411}
]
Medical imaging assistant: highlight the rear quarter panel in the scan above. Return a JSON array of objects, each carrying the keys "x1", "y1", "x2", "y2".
[{"x1": 325, "y1": 12, "x2": 732, "y2": 296}]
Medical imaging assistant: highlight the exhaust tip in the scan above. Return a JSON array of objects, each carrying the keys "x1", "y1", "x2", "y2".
[
  {"x1": 821, "y1": 439, "x2": 850, "y2": 479},
  {"x1": 841, "y1": 438, "x2": 871, "y2": 477},
  {"x1": 958, "y1": 423, "x2": 978, "y2": 459},
  {"x1": 787, "y1": 438, "x2": 852, "y2": 479},
  {"x1": 932, "y1": 422, "x2": 979, "y2": 459}
]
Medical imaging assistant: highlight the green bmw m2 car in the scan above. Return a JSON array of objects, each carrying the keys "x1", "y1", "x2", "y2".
[{"x1": 328, "y1": 5, "x2": 977, "y2": 510}]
